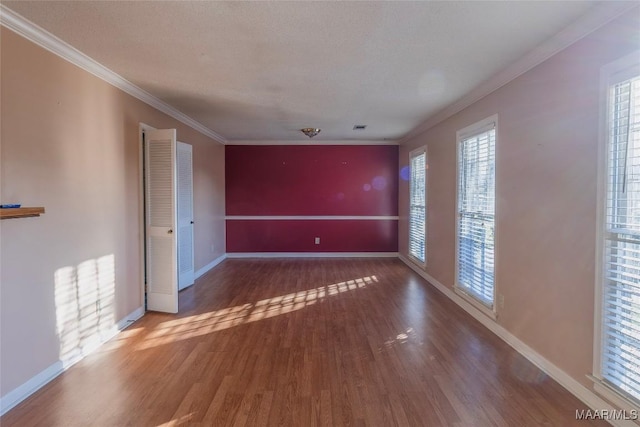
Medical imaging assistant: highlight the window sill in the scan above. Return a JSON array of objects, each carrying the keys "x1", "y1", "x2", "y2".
[
  {"x1": 407, "y1": 255, "x2": 426, "y2": 269},
  {"x1": 454, "y1": 287, "x2": 497, "y2": 320},
  {"x1": 589, "y1": 376, "x2": 640, "y2": 413}
]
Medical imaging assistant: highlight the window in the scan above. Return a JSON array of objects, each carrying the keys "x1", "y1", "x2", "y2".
[
  {"x1": 456, "y1": 117, "x2": 496, "y2": 309},
  {"x1": 596, "y1": 57, "x2": 640, "y2": 406},
  {"x1": 409, "y1": 147, "x2": 427, "y2": 264}
]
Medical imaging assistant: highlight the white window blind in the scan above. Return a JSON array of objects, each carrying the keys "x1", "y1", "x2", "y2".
[
  {"x1": 457, "y1": 126, "x2": 496, "y2": 307},
  {"x1": 602, "y1": 74, "x2": 640, "y2": 404},
  {"x1": 409, "y1": 149, "x2": 427, "y2": 263}
]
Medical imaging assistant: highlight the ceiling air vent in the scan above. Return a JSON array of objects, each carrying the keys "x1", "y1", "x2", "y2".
[{"x1": 353, "y1": 125, "x2": 367, "y2": 130}]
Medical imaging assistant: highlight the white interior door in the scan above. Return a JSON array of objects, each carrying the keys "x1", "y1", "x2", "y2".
[
  {"x1": 177, "y1": 141, "x2": 195, "y2": 290},
  {"x1": 145, "y1": 128, "x2": 178, "y2": 313}
]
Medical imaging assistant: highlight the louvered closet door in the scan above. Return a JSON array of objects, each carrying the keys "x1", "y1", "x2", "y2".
[
  {"x1": 145, "y1": 129, "x2": 178, "y2": 313},
  {"x1": 177, "y1": 142, "x2": 194, "y2": 291}
]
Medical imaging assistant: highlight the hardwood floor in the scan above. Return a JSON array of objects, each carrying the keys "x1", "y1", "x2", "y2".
[{"x1": 2, "y1": 258, "x2": 607, "y2": 426}]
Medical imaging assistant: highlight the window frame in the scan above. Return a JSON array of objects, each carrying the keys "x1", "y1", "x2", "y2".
[
  {"x1": 454, "y1": 115, "x2": 498, "y2": 320},
  {"x1": 408, "y1": 146, "x2": 427, "y2": 266},
  {"x1": 593, "y1": 50, "x2": 640, "y2": 412}
]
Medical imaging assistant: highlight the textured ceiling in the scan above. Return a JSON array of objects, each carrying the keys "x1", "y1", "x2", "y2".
[{"x1": 2, "y1": 1, "x2": 616, "y2": 141}]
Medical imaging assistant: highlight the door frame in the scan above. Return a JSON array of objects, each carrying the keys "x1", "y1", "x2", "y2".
[
  {"x1": 138, "y1": 122, "x2": 156, "y2": 312},
  {"x1": 177, "y1": 141, "x2": 195, "y2": 290}
]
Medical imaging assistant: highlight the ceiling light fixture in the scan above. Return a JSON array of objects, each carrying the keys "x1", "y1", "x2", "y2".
[{"x1": 301, "y1": 128, "x2": 321, "y2": 138}]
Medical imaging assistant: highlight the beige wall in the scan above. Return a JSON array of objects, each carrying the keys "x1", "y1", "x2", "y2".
[
  {"x1": 400, "y1": 11, "x2": 639, "y2": 389},
  {"x1": 0, "y1": 28, "x2": 225, "y2": 397}
]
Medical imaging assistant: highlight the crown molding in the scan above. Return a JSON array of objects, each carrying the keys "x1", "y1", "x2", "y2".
[
  {"x1": 227, "y1": 139, "x2": 399, "y2": 146},
  {"x1": 400, "y1": 2, "x2": 639, "y2": 145},
  {"x1": 0, "y1": 4, "x2": 227, "y2": 144}
]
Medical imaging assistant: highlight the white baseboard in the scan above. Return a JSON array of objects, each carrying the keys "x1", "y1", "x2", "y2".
[
  {"x1": 0, "y1": 361, "x2": 63, "y2": 417},
  {"x1": 116, "y1": 306, "x2": 145, "y2": 331},
  {"x1": 0, "y1": 306, "x2": 145, "y2": 416},
  {"x1": 226, "y1": 252, "x2": 399, "y2": 258},
  {"x1": 194, "y1": 253, "x2": 227, "y2": 279},
  {"x1": 398, "y1": 255, "x2": 636, "y2": 427}
]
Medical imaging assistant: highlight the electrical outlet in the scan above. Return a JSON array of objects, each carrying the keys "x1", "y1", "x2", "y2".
[
  {"x1": 498, "y1": 294, "x2": 505, "y2": 309},
  {"x1": 314, "y1": 237, "x2": 320, "y2": 245},
  {"x1": 210, "y1": 244, "x2": 215, "y2": 253}
]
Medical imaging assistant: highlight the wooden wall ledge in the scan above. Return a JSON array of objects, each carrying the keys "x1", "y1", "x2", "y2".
[{"x1": 0, "y1": 207, "x2": 45, "y2": 219}]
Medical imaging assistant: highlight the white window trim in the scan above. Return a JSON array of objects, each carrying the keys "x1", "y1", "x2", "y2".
[
  {"x1": 454, "y1": 114, "x2": 498, "y2": 319},
  {"x1": 454, "y1": 286, "x2": 497, "y2": 320},
  {"x1": 408, "y1": 146, "x2": 427, "y2": 267},
  {"x1": 593, "y1": 50, "x2": 640, "y2": 411},
  {"x1": 591, "y1": 377, "x2": 640, "y2": 414}
]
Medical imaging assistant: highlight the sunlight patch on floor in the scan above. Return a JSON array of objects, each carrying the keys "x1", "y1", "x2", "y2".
[
  {"x1": 97, "y1": 326, "x2": 145, "y2": 352},
  {"x1": 381, "y1": 327, "x2": 416, "y2": 350},
  {"x1": 136, "y1": 275, "x2": 378, "y2": 350},
  {"x1": 155, "y1": 412, "x2": 195, "y2": 427}
]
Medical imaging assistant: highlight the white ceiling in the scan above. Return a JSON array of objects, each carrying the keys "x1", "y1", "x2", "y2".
[{"x1": 1, "y1": 1, "x2": 626, "y2": 142}]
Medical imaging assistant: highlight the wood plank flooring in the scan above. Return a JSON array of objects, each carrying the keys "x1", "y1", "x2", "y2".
[{"x1": 1, "y1": 258, "x2": 608, "y2": 426}]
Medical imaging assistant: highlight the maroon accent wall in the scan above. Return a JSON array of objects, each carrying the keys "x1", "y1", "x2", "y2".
[
  {"x1": 226, "y1": 145, "x2": 398, "y2": 215},
  {"x1": 225, "y1": 145, "x2": 399, "y2": 253}
]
